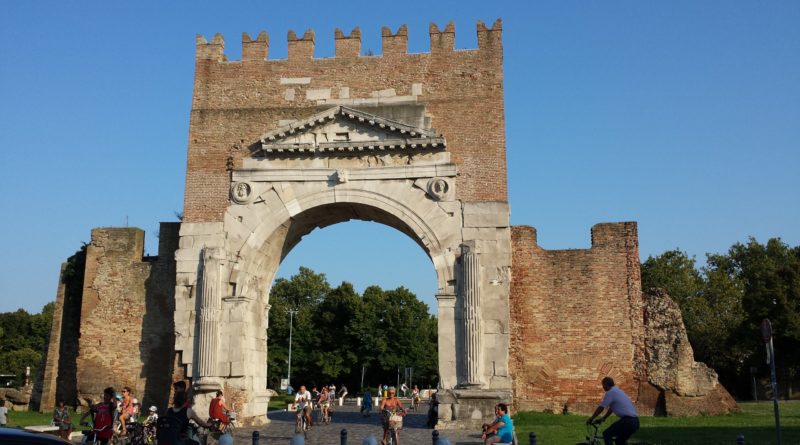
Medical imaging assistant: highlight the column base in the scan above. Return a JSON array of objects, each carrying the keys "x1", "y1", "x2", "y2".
[{"x1": 435, "y1": 388, "x2": 513, "y2": 430}]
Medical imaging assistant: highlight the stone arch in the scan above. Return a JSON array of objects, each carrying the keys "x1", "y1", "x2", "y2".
[
  {"x1": 225, "y1": 181, "x2": 461, "y2": 302},
  {"x1": 227, "y1": 184, "x2": 458, "y2": 305}
]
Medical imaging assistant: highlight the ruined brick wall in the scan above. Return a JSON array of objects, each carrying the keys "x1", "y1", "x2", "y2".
[
  {"x1": 77, "y1": 228, "x2": 150, "y2": 401},
  {"x1": 34, "y1": 264, "x2": 67, "y2": 411},
  {"x1": 141, "y1": 222, "x2": 179, "y2": 410},
  {"x1": 183, "y1": 21, "x2": 506, "y2": 222},
  {"x1": 69, "y1": 225, "x2": 178, "y2": 408},
  {"x1": 37, "y1": 247, "x2": 86, "y2": 410},
  {"x1": 509, "y1": 223, "x2": 646, "y2": 415}
]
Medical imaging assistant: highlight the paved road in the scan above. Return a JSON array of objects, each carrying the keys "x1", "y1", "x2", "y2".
[{"x1": 231, "y1": 403, "x2": 483, "y2": 445}]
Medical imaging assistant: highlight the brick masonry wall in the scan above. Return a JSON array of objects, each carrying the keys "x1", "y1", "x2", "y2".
[
  {"x1": 34, "y1": 264, "x2": 67, "y2": 411},
  {"x1": 509, "y1": 223, "x2": 646, "y2": 415},
  {"x1": 183, "y1": 21, "x2": 507, "y2": 222},
  {"x1": 73, "y1": 226, "x2": 179, "y2": 408}
]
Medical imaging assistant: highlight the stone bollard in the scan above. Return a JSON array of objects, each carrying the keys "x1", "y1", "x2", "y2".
[
  {"x1": 341, "y1": 428, "x2": 348, "y2": 445},
  {"x1": 433, "y1": 429, "x2": 439, "y2": 444},
  {"x1": 736, "y1": 433, "x2": 745, "y2": 445},
  {"x1": 529, "y1": 432, "x2": 537, "y2": 445},
  {"x1": 252, "y1": 431, "x2": 259, "y2": 445}
]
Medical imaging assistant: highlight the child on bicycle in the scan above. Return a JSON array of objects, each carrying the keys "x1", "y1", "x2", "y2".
[{"x1": 143, "y1": 406, "x2": 158, "y2": 443}]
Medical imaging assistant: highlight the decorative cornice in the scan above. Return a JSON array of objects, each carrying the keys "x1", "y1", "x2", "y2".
[
  {"x1": 257, "y1": 106, "x2": 446, "y2": 155},
  {"x1": 232, "y1": 163, "x2": 457, "y2": 182}
]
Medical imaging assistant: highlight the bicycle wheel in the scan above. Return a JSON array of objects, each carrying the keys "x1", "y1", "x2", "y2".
[{"x1": 389, "y1": 429, "x2": 397, "y2": 445}]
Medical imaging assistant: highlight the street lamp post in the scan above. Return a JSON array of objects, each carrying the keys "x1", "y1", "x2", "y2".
[{"x1": 287, "y1": 309, "x2": 298, "y2": 390}]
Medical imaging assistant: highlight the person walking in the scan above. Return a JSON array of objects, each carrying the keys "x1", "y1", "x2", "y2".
[
  {"x1": 586, "y1": 377, "x2": 640, "y2": 445},
  {"x1": 0, "y1": 399, "x2": 8, "y2": 427},
  {"x1": 361, "y1": 389, "x2": 372, "y2": 417}
]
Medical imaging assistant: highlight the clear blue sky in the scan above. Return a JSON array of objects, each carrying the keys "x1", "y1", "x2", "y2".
[{"x1": 1, "y1": 1, "x2": 798, "y2": 315}]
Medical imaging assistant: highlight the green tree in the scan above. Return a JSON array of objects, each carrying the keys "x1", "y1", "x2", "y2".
[
  {"x1": 265, "y1": 267, "x2": 439, "y2": 392},
  {"x1": 642, "y1": 239, "x2": 800, "y2": 396},
  {"x1": 641, "y1": 250, "x2": 706, "y2": 336},
  {"x1": 0, "y1": 303, "x2": 53, "y2": 386},
  {"x1": 266, "y1": 267, "x2": 332, "y2": 389},
  {"x1": 720, "y1": 238, "x2": 800, "y2": 384}
]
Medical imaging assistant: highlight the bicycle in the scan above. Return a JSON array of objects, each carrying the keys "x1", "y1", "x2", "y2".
[
  {"x1": 382, "y1": 408, "x2": 405, "y2": 445},
  {"x1": 80, "y1": 422, "x2": 114, "y2": 445},
  {"x1": 576, "y1": 421, "x2": 602, "y2": 445},
  {"x1": 313, "y1": 401, "x2": 323, "y2": 424},
  {"x1": 294, "y1": 406, "x2": 310, "y2": 439},
  {"x1": 410, "y1": 395, "x2": 420, "y2": 411},
  {"x1": 142, "y1": 420, "x2": 157, "y2": 445},
  {"x1": 207, "y1": 410, "x2": 237, "y2": 442},
  {"x1": 320, "y1": 403, "x2": 332, "y2": 425}
]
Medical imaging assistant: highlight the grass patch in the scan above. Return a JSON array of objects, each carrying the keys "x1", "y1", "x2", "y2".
[
  {"x1": 269, "y1": 393, "x2": 295, "y2": 411},
  {"x1": 513, "y1": 401, "x2": 800, "y2": 445},
  {"x1": 5, "y1": 410, "x2": 56, "y2": 428}
]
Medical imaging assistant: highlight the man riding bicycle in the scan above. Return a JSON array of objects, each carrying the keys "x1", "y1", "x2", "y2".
[{"x1": 294, "y1": 385, "x2": 312, "y2": 431}]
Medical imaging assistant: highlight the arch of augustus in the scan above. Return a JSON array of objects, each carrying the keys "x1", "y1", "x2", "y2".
[{"x1": 36, "y1": 20, "x2": 738, "y2": 427}]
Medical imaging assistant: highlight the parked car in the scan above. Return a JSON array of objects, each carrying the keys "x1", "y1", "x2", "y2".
[{"x1": 0, "y1": 428, "x2": 72, "y2": 444}]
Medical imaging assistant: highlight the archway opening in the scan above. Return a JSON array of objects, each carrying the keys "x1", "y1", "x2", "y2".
[{"x1": 264, "y1": 208, "x2": 440, "y2": 396}]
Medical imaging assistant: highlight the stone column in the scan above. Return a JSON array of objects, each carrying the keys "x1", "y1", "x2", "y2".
[
  {"x1": 461, "y1": 243, "x2": 482, "y2": 386},
  {"x1": 196, "y1": 247, "x2": 225, "y2": 390}
]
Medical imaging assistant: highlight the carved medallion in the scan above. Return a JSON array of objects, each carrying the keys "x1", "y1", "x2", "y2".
[
  {"x1": 230, "y1": 182, "x2": 253, "y2": 204},
  {"x1": 427, "y1": 178, "x2": 450, "y2": 200}
]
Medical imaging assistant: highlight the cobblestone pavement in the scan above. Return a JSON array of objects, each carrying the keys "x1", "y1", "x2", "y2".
[{"x1": 231, "y1": 403, "x2": 483, "y2": 445}]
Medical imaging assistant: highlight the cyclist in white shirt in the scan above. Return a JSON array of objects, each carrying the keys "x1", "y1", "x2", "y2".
[
  {"x1": 586, "y1": 377, "x2": 639, "y2": 445},
  {"x1": 294, "y1": 385, "x2": 312, "y2": 430}
]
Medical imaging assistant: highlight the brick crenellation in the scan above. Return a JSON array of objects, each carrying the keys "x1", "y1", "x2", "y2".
[{"x1": 196, "y1": 20, "x2": 502, "y2": 62}]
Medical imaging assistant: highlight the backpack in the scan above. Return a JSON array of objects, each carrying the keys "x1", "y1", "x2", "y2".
[{"x1": 156, "y1": 415, "x2": 183, "y2": 445}]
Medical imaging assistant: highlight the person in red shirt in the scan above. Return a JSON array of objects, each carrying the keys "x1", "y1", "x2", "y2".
[
  {"x1": 209, "y1": 390, "x2": 230, "y2": 426},
  {"x1": 79, "y1": 387, "x2": 116, "y2": 444}
]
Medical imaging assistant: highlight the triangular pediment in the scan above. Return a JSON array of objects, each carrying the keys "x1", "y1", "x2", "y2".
[{"x1": 257, "y1": 106, "x2": 446, "y2": 155}]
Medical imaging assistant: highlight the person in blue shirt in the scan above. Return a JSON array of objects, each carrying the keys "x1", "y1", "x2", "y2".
[
  {"x1": 587, "y1": 377, "x2": 639, "y2": 445},
  {"x1": 481, "y1": 403, "x2": 514, "y2": 444}
]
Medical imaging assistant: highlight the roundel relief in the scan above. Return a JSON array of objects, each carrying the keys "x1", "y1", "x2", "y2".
[
  {"x1": 231, "y1": 182, "x2": 253, "y2": 204},
  {"x1": 427, "y1": 178, "x2": 450, "y2": 200}
]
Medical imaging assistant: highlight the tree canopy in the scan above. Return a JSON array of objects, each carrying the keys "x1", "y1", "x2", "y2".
[
  {"x1": 266, "y1": 267, "x2": 438, "y2": 392},
  {"x1": 0, "y1": 303, "x2": 54, "y2": 386},
  {"x1": 642, "y1": 238, "x2": 800, "y2": 397}
]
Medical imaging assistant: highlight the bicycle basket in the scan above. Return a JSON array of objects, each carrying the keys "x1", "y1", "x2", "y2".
[{"x1": 388, "y1": 413, "x2": 403, "y2": 429}]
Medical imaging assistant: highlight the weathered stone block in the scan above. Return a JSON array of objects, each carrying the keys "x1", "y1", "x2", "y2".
[
  {"x1": 463, "y1": 202, "x2": 510, "y2": 228},
  {"x1": 179, "y1": 222, "x2": 224, "y2": 237}
]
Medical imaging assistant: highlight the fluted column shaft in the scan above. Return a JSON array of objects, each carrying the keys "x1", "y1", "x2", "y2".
[
  {"x1": 462, "y1": 244, "x2": 482, "y2": 386},
  {"x1": 198, "y1": 247, "x2": 224, "y2": 378}
]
